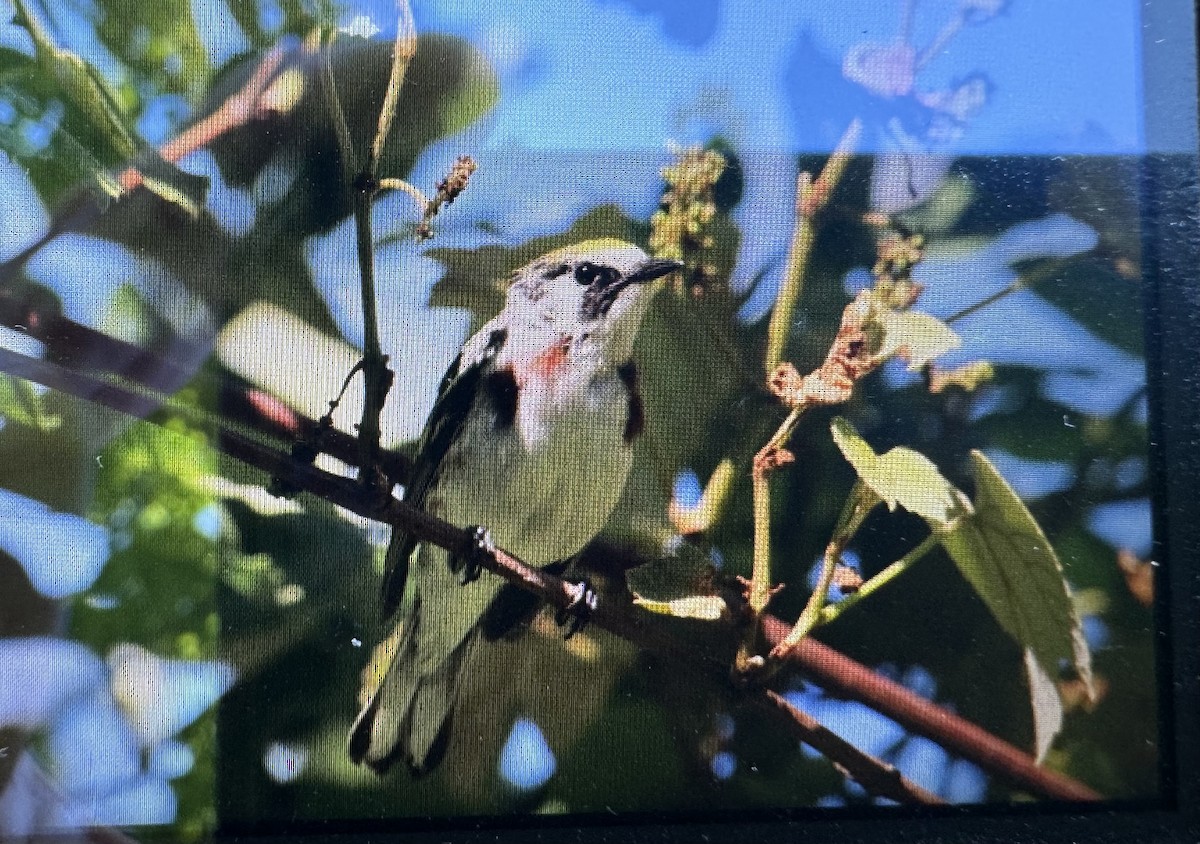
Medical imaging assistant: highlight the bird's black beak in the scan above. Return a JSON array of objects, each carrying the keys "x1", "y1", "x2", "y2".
[{"x1": 625, "y1": 258, "x2": 684, "y2": 285}]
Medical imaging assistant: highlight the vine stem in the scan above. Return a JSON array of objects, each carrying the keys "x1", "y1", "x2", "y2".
[
  {"x1": 740, "y1": 120, "x2": 862, "y2": 677},
  {"x1": 736, "y1": 405, "x2": 804, "y2": 676},
  {"x1": 770, "y1": 489, "x2": 874, "y2": 662},
  {"x1": 818, "y1": 531, "x2": 942, "y2": 626},
  {"x1": 763, "y1": 119, "x2": 861, "y2": 374}
]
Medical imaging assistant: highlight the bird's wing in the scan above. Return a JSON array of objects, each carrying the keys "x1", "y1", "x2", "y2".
[{"x1": 379, "y1": 325, "x2": 508, "y2": 617}]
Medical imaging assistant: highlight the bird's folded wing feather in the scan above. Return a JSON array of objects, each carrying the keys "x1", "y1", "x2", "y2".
[{"x1": 379, "y1": 326, "x2": 508, "y2": 617}]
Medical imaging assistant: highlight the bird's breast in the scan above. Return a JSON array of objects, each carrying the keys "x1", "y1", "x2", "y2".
[{"x1": 436, "y1": 362, "x2": 635, "y2": 565}]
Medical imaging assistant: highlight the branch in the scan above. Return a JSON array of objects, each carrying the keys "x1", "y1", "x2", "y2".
[
  {"x1": 117, "y1": 43, "x2": 293, "y2": 193},
  {"x1": 0, "y1": 347, "x2": 1101, "y2": 805},
  {"x1": 0, "y1": 295, "x2": 409, "y2": 481},
  {"x1": 0, "y1": 348, "x2": 1099, "y2": 806},
  {"x1": 764, "y1": 616, "x2": 1101, "y2": 802},
  {"x1": 757, "y1": 690, "x2": 945, "y2": 805},
  {"x1": 366, "y1": 1, "x2": 418, "y2": 175},
  {"x1": 320, "y1": 0, "x2": 418, "y2": 489}
]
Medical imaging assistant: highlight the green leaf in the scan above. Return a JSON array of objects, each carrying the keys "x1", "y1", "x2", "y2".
[
  {"x1": 829, "y1": 417, "x2": 968, "y2": 529},
  {"x1": 1024, "y1": 647, "x2": 1064, "y2": 764},
  {"x1": 632, "y1": 594, "x2": 726, "y2": 621},
  {"x1": 14, "y1": 0, "x2": 208, "y2": 214},
  {"x1": 669, "y1": 458, "x2": 735, "y2": 535},
  {"x1": 897, "y1": 171, "x2": 976, "y2": 235},
  {"x1": 95, "y1": 0, "x2": 212, "y2": 96},
  {"x1": 215, "y1": 301, "x2": 364, "y2": 423},
  {"x1": 221, "y1": 552, "x2": 286, "y2": 603},
  {"x1": 940, "y1": 451, "x2": 1094, "y2": 700},
  {"x1": 876, "y1": 310, "x2": 961, "y2": 370},
  {"x1": 0, "y1": 374, "x2": 62, "y2": 430},
  {"x1": 17, "y1": 0, "x2": 136, "y2": 158},
  {"x1": 929, "y1": 360, "x2": 995, "y2": 394}
]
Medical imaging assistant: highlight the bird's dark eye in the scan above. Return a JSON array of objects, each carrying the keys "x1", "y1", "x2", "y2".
[
  {"x1": 574, "y1": 262, "x2": 600, "y2": 286},
  {"x1": 574, "y1": 262, "x2": 617, "y2": 287}
]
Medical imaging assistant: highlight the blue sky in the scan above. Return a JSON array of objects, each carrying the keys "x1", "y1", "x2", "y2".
[{"x1": 375, "y1": 0, "x2": 1150, "y2": 156}]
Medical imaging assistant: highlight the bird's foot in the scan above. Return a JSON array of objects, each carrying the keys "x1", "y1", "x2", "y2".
[
  {"x1": 452, "y1": 525, "x2": 495, "y2": 585},
  {"x1": 555, "y1": 580, "x2": 599, "y2": 640}
]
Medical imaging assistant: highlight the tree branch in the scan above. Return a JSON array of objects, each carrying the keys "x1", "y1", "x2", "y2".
[
  {"x1": 757, "y1": 690, "x2": 945, "y2": 805},
  {"x1": 0, "y1": 294, "x2": 409, "y2": 482},
  {"x1": 763, "y1": 616, "x2": 1101, "y2": 802},
  {"x1": 0, "y1": 346, "x2": 1101, "y2": 805}
]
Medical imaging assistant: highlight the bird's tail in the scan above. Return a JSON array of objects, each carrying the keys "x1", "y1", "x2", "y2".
[{"x1": 348, "y1": 600, "x2": 474, "y2": 776}]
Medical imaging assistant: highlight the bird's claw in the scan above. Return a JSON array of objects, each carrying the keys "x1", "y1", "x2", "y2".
[
  {"x1": 555, "y1": 580, "x2": 599, "y2": 639},
  {"x1": 453, "y1": 525, "x2": 495, "y2": 585}
]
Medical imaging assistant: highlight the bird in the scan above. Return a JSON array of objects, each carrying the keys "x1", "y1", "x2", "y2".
[{"x1": 348, "y1": 239, "x2": 681, "y2": 776}]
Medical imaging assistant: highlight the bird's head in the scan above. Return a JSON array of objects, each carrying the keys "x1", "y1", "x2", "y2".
[{"x1": 506, "y1": 239, "x2": 681, "y2": 362}]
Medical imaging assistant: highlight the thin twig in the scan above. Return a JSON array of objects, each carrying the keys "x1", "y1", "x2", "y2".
[
  {"x1": 899, "y1": 0, "x2": 917, "y2": 42},
  {"x1": 366, "y1": 0, "x2": 418, "y2": 175},
  {"x1": 770, "y1": 491, "x2": 873, "y2": 663},
  {"x1": 338, "y1": 0, "x2": 418, "y2": 488},
  {"x1": 943, "y1": 277, "x2": 1027, "y2": 324},
  {"x1": 318, "y1": 32, "x2": 358, "y2": 176},
  {"x1": 916, "y1": 9, "x2": 966, "y2": 70},
  {"x1": 758, "y1": 690, "x2": 946, "y2": 805},
  {"x1": 378, "y1": 176, "x2": 429, "y2": 209}
]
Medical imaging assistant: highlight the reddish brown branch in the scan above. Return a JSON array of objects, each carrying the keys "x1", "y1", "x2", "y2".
[
  {"x1": 1, "y1": 45, "x2": 298, "y2": 287},
  {"x1": 0, "y1": 348, "x2": 1101, "y2": 806},
  {"x1": 762, "y1": 615, "x2": 1102, "y2": 802},
  {"x1": 118, "y1": 44, "x2": 294, "y2": 193},
  {"x1": 0, "y1": 295, "x2": 408, "y2": 481}
]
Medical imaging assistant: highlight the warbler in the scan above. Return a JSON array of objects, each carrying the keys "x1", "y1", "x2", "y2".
[{"x1": 349, "y1": 239, "x2": 681, "y2": 775}]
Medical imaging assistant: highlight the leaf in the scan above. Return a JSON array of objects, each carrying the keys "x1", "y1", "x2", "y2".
[
  {"x1": 876, "y1": 310, "x2": 961, "y2": 370},
  {"x1": 940, "y1": 451, "x2": 1094, "y2": 700},
  {"x1": 220, "y1": 552, "x2": 286, "y2": 602},
  {"x1": 0, "y1": 375, "x2": 61, "y2": 430},
  {"x1": 668, "y1": 458, "x2": 735, "y2": 535},
  {"x1": 1024, "y1": 647, "x2": 1064, "y2": 765},
  {"x1": 897, "y1": 171, "x2": 976, "y2": 235},
  {"x1": 14, "y1": 0, "x2": 208, "y2": 214},
  {"x1": 829, "y1": 417, "x2": 968, "y2": 529},
  {"x1": 928, "y1": 360, "x2": 995, "y2": 393},
  {"x1": 17, "y1": 0, "x2": 136, "y2": 159},
  {"x1": 215, "y1": 301, "x2": 364, "y2": 422},
  {"x1": 95, "y1": 0, "x2": 211, "y2": 96},
  {"x1": 632, "y1": 594, "x2": 726, "y2": 621}
]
